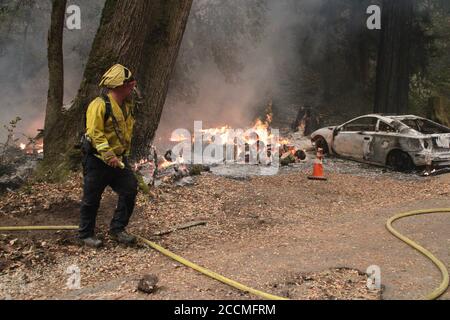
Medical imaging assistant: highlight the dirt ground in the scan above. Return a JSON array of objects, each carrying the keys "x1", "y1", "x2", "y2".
[{"x1": 0, "y1": 158, "x2": 449, "y2": 300}]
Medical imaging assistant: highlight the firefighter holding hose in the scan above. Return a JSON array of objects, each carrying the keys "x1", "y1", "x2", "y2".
[{"x1": 79, "y1": 64, "x2": 139, "y2": 248}]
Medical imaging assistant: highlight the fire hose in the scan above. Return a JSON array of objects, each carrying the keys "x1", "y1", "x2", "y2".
[
  {"x1": 386, "y1": 208, "x2": 449, "y2": 300},
  {"x1": 0, "y1": 225, "x2": 287, "y2": 300},
  {"x1": 0, "y1": 208, "x2": 449, "y2": 300}
]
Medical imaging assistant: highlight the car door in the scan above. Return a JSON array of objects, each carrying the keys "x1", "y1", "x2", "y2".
[
  {"x1": 369, "y1": 120, "x2": 398, "y2": 164},
  {"x1": 332, "y1": 117, "x2": 378, "y2": 160}
]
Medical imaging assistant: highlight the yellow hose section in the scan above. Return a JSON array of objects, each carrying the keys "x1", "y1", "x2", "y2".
[
  {"x1": 1, "y1": 208, "x2": 448, "y2": 300},
  {"x1": 0, "y1": 225, "x2": 287, "y2": 300},
  {"x1": 135, "y1": 235, "x2": 288, "y2": 300},
  {"x1": 0, "y1": 226, "x2": 79, "y2": 231},
  {"x1": 386, "y1": 208, "x2": 450, "y2": 300}
]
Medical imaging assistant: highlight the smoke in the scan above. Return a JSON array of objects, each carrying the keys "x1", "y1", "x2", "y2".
[
  {"x1": 0, "y1": 1, "x2": 50, "y2": 143},
  {"x1": 0, "y1": 0, "x2": 104, "y2": 143},
  {"x1": 0, "y1": 0, "x2": 368, "y2": 146},
  {"x1": 157, "y1": 0, "x2": 327, "y2": 141}
]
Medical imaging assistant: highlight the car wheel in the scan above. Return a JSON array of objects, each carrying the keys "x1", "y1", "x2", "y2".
[
  {"x1": 387, "y1": 150, "x2": 415, "y2": 172},
  {"x1": 314, "y1": 136, "x2": 329, "y2": 155}
]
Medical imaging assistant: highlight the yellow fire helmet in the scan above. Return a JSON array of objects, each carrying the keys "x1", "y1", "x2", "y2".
[{"x1": 99, "y1": 64, "x2": 134, "y2": 88}]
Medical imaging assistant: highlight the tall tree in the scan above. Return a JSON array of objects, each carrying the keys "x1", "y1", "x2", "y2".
[
  {"x1": 348, "y1": 0, "x2": 376, "y2": 92},
  {"x1": 42, "y1": 0, "x2": 193, "y2": 178},
  {"x1": 43, "y1": 0, "x2": 66, "y2": 159},
  {"x1": 374, "y1": 0, "x2": 414, "y2": 114}
]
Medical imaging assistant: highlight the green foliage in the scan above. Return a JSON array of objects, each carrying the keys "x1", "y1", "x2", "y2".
[
  {"x1": 135, "y1": 173, "x2": 150, "y2": 195},
  {"x1": 409, "y1": 0, "x2": 450, "y2": 114},
  {"x1": 33, "y1": 145, "x2": 83, "y2": 183},
  {"x1": 33, "y1": 158, "x2": 72, "y2": 183},
  {"x1": 18, "y1": 183, "x2": 33, "y2": 195}
]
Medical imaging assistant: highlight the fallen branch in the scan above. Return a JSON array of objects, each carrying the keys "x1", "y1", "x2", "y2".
[{"x1": 153, "y1": 220, "x2": 207, "y2": 237}]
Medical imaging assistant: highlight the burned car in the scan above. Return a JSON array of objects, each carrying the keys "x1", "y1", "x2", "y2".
[{"x1": 311, "y1": 115, "x2": 450, "y2": 171}]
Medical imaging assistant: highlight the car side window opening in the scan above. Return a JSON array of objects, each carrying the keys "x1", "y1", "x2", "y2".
[
  {"x1": 342, "y1": 117, "x2": 378, "y2": 132},
  {"x1": 401, "y1": 119, "x2": 420, "y2": 131},
  {"x1": 378, "y1": 121, "x2": 397, "y2": 133},
  {"x1": 401, "y1": 119, "x2": 450, "y2": 134},
  {"x1": 417, "y1": 119, "x2": 450, "y2": 134}
]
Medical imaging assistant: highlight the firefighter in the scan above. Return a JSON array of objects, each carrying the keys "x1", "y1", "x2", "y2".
[{"x1": 79, "y1": 64, "x2": 138, "y2": 248}]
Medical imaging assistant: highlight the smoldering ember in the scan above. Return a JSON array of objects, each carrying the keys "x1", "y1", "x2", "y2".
[{"x1": 1, "y1": 0, "x2": 450, "y2": 306}]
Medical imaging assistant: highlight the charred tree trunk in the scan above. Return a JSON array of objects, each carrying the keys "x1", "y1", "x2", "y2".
[
  {"x1": 42, "y1": 0, "x2": 192, "y2": 178},
  {"x1": 291, "y1": 106, "x2": 320, "y2": 136},
  {"x1": 130, "y1": 1, "x2": 193, "y2": 161},
  {"x1": 374, "y1": 0, "x2": 414, "y2": 115},
  {"x1": 358, "y1": 37, "x2": 370, "y2": 90},
  {"x1": 320, "y1": 4, "x2": 335, "y2": 104},
  {"x1": 43, "y1": 0, "x2": 67, "y2": 159}
]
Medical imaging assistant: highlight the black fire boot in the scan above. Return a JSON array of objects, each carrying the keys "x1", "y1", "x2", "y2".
[
  {"x1": 81, "y1": 237, "x2": 103, "y2": 248},
  {"x1": 109, "y1": 231, "x2": 137, "y2": 245}
]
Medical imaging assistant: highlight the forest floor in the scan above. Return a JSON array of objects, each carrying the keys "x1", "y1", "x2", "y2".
[{"x1": 0, "y1": 157, "x2": 450, "y2": 300}]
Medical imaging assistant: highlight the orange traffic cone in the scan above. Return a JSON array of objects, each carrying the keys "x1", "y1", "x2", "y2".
[{"x1": 308, "y1": 148, "x2": 327, "y2": 181}]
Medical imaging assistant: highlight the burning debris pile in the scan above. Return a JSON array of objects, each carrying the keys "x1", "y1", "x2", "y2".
[
  {"x1": 19, "y1": 135, "x2": 44, "y2": 158},
  {"x1": 0, "y1": 154, "x2": 40, "y2": 193},
  {"x1": 136, "y1": 108, "x2": 314, "y2": 187}
]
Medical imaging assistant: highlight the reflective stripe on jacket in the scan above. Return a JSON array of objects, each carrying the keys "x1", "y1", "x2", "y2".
[{"x1": 86, "y1": 93, "x2": 135, "y2": 163}]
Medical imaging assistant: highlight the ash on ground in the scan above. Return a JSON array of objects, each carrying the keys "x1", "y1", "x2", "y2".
[{"x1": 0, "y1": 146, "x2": 41, "y2": 193}]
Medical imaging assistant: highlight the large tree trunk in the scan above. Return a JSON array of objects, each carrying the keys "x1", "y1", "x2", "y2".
[
  {"x1": 43, "y1": 0, "x2": 67, "y2": 159},
  {"x1": 42, "y1": 0, "x2": 192, "y2": 177},
  {"x1": 374, "y1": 0, "x2": 414, "y2": 115},
  {"x1": 319, "y1": 4, "x2": 335, "y2": 104},
  {"x1": 349, "y1": 0, "x2": 371, "y2": 91}
]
